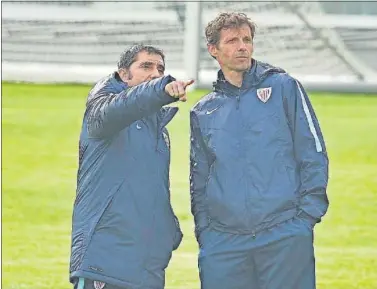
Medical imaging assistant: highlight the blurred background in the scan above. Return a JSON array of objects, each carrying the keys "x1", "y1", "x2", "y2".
[
  {"x1": 3, "y1": 0, "x2": 377, "y2": 91},
  {"x1": 2, "y1": 1, "x2": 377, "y2": 289}
]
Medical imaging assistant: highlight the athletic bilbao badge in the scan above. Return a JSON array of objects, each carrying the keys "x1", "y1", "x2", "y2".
[
  {"x1": 256, "y1": 87, "x2": 272, "y2": 103},
  {"x1": 93, "y1": 281, "x2": 106, "y2": 289}
]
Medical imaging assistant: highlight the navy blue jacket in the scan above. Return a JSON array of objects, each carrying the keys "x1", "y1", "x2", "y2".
[
  {"x1": 70, "y1": 73, "x2": 183, "y2": 289},
  {"x1": 190, "y1": 60, "x2": 329, "y2": 239}
]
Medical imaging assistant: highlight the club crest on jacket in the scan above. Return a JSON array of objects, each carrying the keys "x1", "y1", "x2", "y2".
[{"x1": 256, "y1": 87, "x2": 272, "y2": 103}]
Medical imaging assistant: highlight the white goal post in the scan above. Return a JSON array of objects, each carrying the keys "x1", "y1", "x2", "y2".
[{"x1": 2, "y1": 1, "x2": 377, "y2": 93}]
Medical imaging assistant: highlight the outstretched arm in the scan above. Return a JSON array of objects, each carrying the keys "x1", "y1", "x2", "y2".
[{"x1": 86, "y1": 76, "x2": 193, "y2": 138}]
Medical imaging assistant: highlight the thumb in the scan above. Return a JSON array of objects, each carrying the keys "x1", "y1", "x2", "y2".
[{"x1": 183, "y1": 79, "x2": 195, "y2": 88}]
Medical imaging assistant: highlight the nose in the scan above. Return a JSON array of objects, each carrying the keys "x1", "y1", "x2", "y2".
[
  {"x1": 150, "y1": 68, "x2": 161, "y2": 79},
  {"x1": 238, "y1": 41, "x2": 247, "y2": 51}
]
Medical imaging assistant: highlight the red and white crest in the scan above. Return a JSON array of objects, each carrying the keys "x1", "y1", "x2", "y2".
[
  {"x1": 256, "y1": 87, "x2": 272, "y2": 103},
  {"x1": 93, "y1": 281, "x2": 106, "y2": 289}
]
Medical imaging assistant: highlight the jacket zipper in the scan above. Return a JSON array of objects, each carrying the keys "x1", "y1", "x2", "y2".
[
  {"x1": 236, "y1": 88, "x2": 241, "y2": 109},
  {"x1": 155, "y1": 116, "x2": 160, "y2": 151},
  {"x1": 236, "y1": 87, "x2": 257, "y2": 237}
]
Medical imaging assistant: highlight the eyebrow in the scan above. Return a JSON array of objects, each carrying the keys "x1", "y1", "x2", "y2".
[
  {"x1": 139, "y1": 61, "x2": 165, "y2": 71},
  {"x1": 139, "y1": 61, "x2": 153, "y2": 67},
  {"x1": 225, "y1": 37, "x2": 238, "y2": 42}
]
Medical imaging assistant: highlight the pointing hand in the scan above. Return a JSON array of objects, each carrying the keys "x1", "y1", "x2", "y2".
[{"x1": 165, "y1": 79, "x2": 195, "y2": 102}]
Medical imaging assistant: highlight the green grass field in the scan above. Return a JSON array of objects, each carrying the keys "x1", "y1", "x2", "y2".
[{"x1": 2, "y1": 82, "x2": 377, "y2": 289}]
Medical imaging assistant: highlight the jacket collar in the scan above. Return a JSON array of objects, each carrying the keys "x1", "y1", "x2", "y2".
[
  {"x1": 110, "y1": 71, "x2": 128, "y2": 91},
  {"x1": 213, "y1": 59, "x2": 286, "y2": 96}
]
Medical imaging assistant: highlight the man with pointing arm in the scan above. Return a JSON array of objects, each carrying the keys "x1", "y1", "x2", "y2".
[{"x1": 69, "y1": 44, "x2": 193, "y2": 289}]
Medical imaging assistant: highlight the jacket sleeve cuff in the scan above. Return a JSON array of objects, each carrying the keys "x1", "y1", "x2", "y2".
[{"x1": 156, "y1": 75, "x2": 179, "y2": 104}]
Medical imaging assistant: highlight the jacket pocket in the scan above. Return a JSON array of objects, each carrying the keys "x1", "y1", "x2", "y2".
[
  {"x1": 94, "y1": 191, "x2": 117, "y2": 230},
  {"x1": 284, "y1": 164, "x2": 300, "y2": 207},
  {"x1": 284, "y1": 164, "x2": 295, "y2": 186},
  {"x1": 90, "y1": 181, "x2": 123, "y2": 236},
  {"x1": 205, "y1": 168, "x2": 249, "y2": 229}
]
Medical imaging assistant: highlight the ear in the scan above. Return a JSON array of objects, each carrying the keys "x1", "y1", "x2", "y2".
[
  {"x1": 118, "y1": 69, "x2": 130, "y2": 82},
  {"x1": 207, "y1": 44, "x2": 218, "y2": 59}
]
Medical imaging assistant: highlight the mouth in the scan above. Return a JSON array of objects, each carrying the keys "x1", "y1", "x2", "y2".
[{"x1": 236, "y1": 56, "x2": 249, "y2": 59}]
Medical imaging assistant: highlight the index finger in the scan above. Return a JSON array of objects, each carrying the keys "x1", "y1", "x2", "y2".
[{"x1": 183, "y1": 79, "x2": 195, "y2": 88}]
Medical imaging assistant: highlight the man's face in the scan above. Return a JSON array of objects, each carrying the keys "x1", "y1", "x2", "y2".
[
  {"x1": 209, "y1": 24, "x2": 254, "y2": 73},
  {"x1": 119, "y1": 51, "x2": 165, "y2": 86}
]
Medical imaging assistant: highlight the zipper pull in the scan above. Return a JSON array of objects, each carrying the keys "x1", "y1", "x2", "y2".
[
  {"x1": 155, "y1": 119, "x2": 160, "y2": 151},
  {"x1": 236, "y1": 88, "x2": 241, "y2": 109}
]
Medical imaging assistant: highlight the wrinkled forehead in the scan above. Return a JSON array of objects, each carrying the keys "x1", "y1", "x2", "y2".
[
  {"x1": 220, "y1": 24, "x2": 252, "y2": 40},
  {"x1": 134, "y1": 51, "x2": 164, "y2": 66}
]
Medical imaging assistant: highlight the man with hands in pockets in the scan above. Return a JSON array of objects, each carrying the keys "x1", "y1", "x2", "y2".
[{"x1": 190, "y1": 12, "x2": 329, "y2": 289}]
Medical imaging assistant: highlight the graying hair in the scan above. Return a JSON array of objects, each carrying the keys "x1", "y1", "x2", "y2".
[
  {"x1": 117, "y1": 44, "x2": 165, "y2": 69},
  {"x1": 205, "y1": 12, "x2": 256, "y2": 46}
]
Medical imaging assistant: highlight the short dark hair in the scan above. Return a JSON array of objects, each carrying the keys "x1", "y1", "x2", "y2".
[
  {"x1": 205, "y1": 12, "x2": 256, "y2": 46},
  {"x1": 117, "y1": 44, "x2": 165, "y2": 69}
]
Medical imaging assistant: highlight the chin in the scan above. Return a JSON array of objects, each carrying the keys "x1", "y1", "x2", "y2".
[{"x1": 234, "y1": 65, "x2": 251, "y2": 73}]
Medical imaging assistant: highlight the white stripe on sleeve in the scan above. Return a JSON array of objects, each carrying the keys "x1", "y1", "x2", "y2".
[{"x1": 296, "y1": 81, "x2": 323, "y2": 153}]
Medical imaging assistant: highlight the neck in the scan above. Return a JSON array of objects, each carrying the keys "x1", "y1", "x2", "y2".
[{"x1": 222, "y1": 69, "x2": 244, "y2": 88}]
